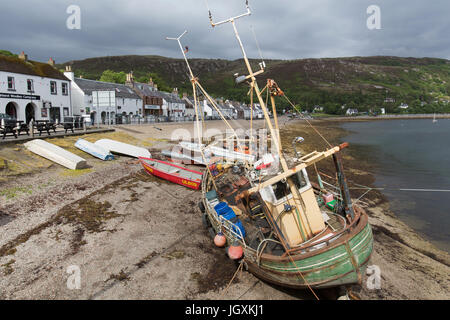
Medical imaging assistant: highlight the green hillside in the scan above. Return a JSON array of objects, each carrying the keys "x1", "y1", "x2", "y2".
[{"x1": 57, "y1": 55, "x2": 450, "y2": 114}]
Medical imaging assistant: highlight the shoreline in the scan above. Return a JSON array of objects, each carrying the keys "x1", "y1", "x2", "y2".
[
  {"x1": 313, "y1": 113, "x2": 450, "y2": 121},
  {"x1": 0, "y1": 118, "x2": 448, "y2": 299},
  {"x1": 283, "y1": 117, "x2": 449, "y2": 299}
]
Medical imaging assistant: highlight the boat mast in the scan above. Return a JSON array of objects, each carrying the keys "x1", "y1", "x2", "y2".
[{"x1": 208, "y1": 1, "x2": 314, "y2": 240}]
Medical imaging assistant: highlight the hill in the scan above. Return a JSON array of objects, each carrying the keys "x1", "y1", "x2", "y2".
[{"x1": 58, "y1": 55, "x2": 450, "y2": 114}]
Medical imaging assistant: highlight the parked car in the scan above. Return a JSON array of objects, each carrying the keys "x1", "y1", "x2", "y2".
[{"x1": 0, "y1": 113, "x2": 17, "y2": 125}]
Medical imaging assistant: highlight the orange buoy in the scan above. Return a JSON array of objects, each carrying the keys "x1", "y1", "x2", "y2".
[
  {"x1": 227, "y1": 241, "x2": 243, "y2": 260},
  {"x1": 214, "y1": 232, "x2": 227, "y2": 247}
]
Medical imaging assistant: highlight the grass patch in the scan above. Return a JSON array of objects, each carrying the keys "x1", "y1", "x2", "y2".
[
  {"x1": 2, "y1": 259, "x2": 15, "y2": 275},
  {"x1": 0, "y1": 186, "x2": 33, "y2": 199},
  {"x1": 60, "y1": 168, "x2": 93, "y2": 178}
]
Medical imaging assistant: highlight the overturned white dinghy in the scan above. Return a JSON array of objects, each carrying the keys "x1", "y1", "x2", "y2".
[
  {"x1": 75, "y1": 138, "x2": 114, "y2": 161},
  {"x1": 94, "y1": 139, "x2": 151, "y2": 158},
  {"x1": 179, "y1": 141, "x2": 255, "y2": 163},
  {"x1": 161, "y1": 149, "x2": 209, "y2": 166},
  {"x1": 24, "y1": 139, "x2": 88, "y2": 170}
]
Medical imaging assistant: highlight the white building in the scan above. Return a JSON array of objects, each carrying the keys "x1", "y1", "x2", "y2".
[
  {"x1": 64, "y1": 67, "x2": 142, "y2": 124},
  {"x1": 313, "y1": 105, "x2": 324, "y2": 113},
  {"x1": 346, "y1": 108, "x2": 359, "y2": 116},
  {"x1": 151, "y1": 89, "x2": 186, "y2": 120},
  {"x1": 0, "y1": 52, "x2": 71, "y2": 123}
]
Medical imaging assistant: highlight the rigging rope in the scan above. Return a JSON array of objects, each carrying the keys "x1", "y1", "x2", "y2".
[{"x1": 282, "y1": 94, "x2": 333, "y2": 149}]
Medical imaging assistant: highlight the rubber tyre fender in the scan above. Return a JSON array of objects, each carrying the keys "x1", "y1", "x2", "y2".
[
  {"x1": 198, "y1": 201, "x2": 206, "y2": 213},
  {"x1": 202, "y1": 213, "x2": 212, "y2": 228},
  {"x1": 207, "y1": 227, "x2": 216, "y2": 239}
]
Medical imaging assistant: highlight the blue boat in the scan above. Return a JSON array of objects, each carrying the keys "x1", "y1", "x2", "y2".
[{"x1": 75, "y1": 138, "x2": 114, "y2": 161}]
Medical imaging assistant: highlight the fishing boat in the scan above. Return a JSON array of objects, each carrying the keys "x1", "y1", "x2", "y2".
[
  {"x1": 168, "y1": 0, "x2": 374, "y2": 294},
  {"x1": 433, "y1": 113, "x2": 438, "y2": 123},
  {"x1": 95, "y1": 139, "x2": 151, "y2": 158},
  {"x1": 24, "y1": 139, "x2": 87, "y2": 170},
  {"x1": 139, "y1": 157, "x2": 203, "y2": 190},
  {"x1": 75, "y1": 138, "x2": 114, "y2": 161}
]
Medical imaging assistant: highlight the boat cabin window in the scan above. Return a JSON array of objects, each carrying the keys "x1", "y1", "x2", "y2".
[{"x1": 271, "y1": 171, "x2": 307, "y2": 201}]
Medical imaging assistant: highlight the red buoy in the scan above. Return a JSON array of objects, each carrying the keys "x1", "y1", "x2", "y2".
[
  {"x1": 214, "y1": 232, "x2": 227, "y2": 247},
  {"x1": 227, "y1": 241, "x2": 243, "y2": 260}
]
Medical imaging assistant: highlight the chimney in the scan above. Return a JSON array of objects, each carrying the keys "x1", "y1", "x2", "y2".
[
  {"x1": 18, "y1": 51, "x2": 28, "y2": 61},
  {"x1": 154, "y1": 84, "x2": 158, "y2": 90},
  {"x1": 125, "y1": 71, "x2": 134, "y2": 87},
  {"x1": 48, "y1": 57, "x2": 55, "y2": 66},
  {"x1": 148, "y1": 77, "x2": 154, "y2": 87},
  {"x1": 64, "y1": 65, "x2": 75, "y2": 81},
  {"x1": 172, "y1": 87, "x2": 178, "y2": 96}
]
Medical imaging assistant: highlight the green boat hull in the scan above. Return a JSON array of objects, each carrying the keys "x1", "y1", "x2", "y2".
[{"x1": 245, "y1": 212, "x2": 373, "y2": 289}]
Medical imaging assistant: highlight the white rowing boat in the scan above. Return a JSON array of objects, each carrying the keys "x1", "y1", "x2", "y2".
[
  {"x1": 179, "y1": 141, "x2": 255, "y2": 163},
  {"x1": 24, "y1": 139, "x2": 88, "y2": 170},
  {"x1": 75, "y1": 139, "x2": 114, "y2": 161},
  {"x1": 161, "y1": 149, "x2": 209, "y2": 165},
  {"x1": 94, "y1": 139, "x2": 151, "y2": 158}
]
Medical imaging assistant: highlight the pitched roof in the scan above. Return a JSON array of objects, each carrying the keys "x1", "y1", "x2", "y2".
[
  {"x1": 132, "y1": 82, "x2": 158, "y2": 96},
  {"x1": 74, "y1": 78, "x2": 141, "y2": 99},
  {"x1": 153, "y1": 91, "x2": 184, "y2": 103},
  {"x1": 0, "y1": 55, "x2": 69, "y2": 81}
]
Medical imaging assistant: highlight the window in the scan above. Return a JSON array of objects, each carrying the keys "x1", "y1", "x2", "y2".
[
  {"x1": 271, "y1": 171, "x2": 308, "y2": 202},
  {"x1": 27, "y1": 79, "x2": 34, "y2": 92},
  {"x1": 62, "y1": 83, "x2": 68, "y2": 96},
  {"x1": 50, "y1": 81, "x2": 57, "y2": 95},
  {"x1": 7, "y1": 77, "x2": 15, "y2": 90}
]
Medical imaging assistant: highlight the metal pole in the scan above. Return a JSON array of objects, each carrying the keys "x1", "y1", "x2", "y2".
[{"x1": 333, "y1": 152, "x2": 355, "y2": 220}]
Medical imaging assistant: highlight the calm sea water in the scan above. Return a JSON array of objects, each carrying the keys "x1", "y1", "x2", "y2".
[{"x1": 340, "y1": 119, "x2": 450, "y2": 252}]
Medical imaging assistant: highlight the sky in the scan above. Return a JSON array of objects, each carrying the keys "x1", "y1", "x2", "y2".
[{"x1": 0, "y1": 0, "x2": 449, "y2": 63}]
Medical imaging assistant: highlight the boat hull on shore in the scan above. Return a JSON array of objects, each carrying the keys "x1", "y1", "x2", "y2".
[
  {"x1": 139, "y1": 157, "x2": 202, "y2": 190},
  {"x1": 95, "y1": 139, "x2": 151, "y2": 158},
  {"x1": 75, "y1": 138, "x2": 114, "y2": 161},
  {"x1": 24, "y1": 139, "x2": 87, "y2": 170},
  {"x1": 200, "y1": 172, "x2": 374, "y2": 290},
  {"x1": 246, "y1": 208, "x2": 373, "y2": 289}
]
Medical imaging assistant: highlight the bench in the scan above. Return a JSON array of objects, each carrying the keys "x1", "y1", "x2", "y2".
[
  {"x1": 0, "y1": 123, "x2": 18, "y2": 139},
  {"x1": 16, "y1": 121, "x2": 29, "y2": 136},
  {"x1": 34, "y1": 121, "x2": 51, "y2": 136}
]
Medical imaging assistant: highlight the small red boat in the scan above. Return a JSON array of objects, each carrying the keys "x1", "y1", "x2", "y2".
[{"x1": 139, "y1": 157, "x2": 203, "y2": 190}]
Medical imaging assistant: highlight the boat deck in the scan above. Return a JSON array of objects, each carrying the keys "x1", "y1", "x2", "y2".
[{"x1": 209, "y1": 165, "x2": 347, "y2": 256}]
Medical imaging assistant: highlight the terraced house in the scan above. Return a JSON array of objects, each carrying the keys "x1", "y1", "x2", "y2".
[
  {"x1": 0, "y1": 52, "x2": 72, "y2": 124},
  {"x1": 64, "y1": 67, "x2": 142, "y2": 125}
]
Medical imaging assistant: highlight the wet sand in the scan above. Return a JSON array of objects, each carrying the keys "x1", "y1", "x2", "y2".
[{"x1": 0, "y1": 117, "x2": 448, "y2": 300}]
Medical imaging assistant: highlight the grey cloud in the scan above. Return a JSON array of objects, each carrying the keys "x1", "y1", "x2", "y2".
[{"x1": 0, "y1": 0, "x2": 448, "y2": 63}]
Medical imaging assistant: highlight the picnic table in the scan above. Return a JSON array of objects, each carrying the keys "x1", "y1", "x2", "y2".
[
  {"x1": 16, "y1": 120, "x2": 30, "y2": 136},
  {"x1": 62, "y1": 117, "x2": 75, "y2": 134},
  {"x1": 34, "y1": 120, "x2": 57, "y2": 136},
  {"x1": 0, "y1": 120, "x2": 18, "y2": 139}
]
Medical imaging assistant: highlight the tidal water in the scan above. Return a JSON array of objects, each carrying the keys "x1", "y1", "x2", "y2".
[{"x1": 340, "y1": 119, "x2": 450, "y2": 252}]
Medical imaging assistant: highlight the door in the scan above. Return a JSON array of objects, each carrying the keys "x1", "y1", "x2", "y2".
[
  {"x1": 25, "y1": 103, "x2": 35, "y2": 124},
  {"x1": 49, "y1": 107, "x2": 61, "y2": 123}
]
